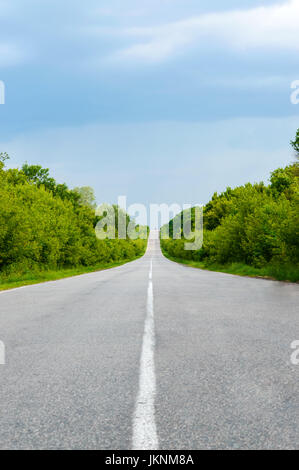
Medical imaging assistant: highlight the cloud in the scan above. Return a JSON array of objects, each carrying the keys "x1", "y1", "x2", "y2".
[
  {"x1": 207, "y1": 75, "x2": 290, "y2": 90},
  {"x1": 110, "y1": 0, "x2": 299, "y2": 63},
  {"x1": 1, "y1": 116, "x2": 297, "y2": 205},
  {"x1": 0, "y1": 1, "x2": 33, "y2": 67},
  {"x1": 0, "y1": 42, "x2": 28, "y2": 67},
  {"x1": 0, "y1": 0, "x2": 11, "y2": 15}
]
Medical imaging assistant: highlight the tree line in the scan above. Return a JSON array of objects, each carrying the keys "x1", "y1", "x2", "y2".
[
  {"x1": 0, "y1": 154, "x2": 148, "y2": 277},
  {"x1": 161, "y1": 130, "x2": 299, "y2": 282}
]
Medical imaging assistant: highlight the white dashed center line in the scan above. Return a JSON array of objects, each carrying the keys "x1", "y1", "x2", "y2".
[{"x1": 132, "y1": 257, "x2": 158, "y2": 450}]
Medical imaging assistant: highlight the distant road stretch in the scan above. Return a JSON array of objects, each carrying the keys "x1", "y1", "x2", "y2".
[{"x1": 0, "y1": 234, "x2": 298, "y2": 449}]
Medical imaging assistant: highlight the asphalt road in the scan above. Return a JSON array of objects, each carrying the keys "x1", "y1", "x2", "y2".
[{"x1": 0, "y1": 235, "x2": 298, "y2": 450}]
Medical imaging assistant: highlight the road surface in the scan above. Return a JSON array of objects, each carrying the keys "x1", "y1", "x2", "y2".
[{"x1": 0, "y1": 234, "x2": 298, "y2": 450}]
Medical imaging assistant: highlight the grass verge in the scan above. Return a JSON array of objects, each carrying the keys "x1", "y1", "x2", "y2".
[
  {"x1": 0, "y1": 255, "x2": 144, "y2": 291},
  {"x1": 161, "y1": 247, "x2": 299, "y2": 283}
]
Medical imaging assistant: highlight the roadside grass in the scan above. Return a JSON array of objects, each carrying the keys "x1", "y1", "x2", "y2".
[
  {"x1": 0, "y1": 255, "x2": 144, "y2": 291},
  {"x1": 161, "y1": 247, "x2": 299, "y2": 283}
]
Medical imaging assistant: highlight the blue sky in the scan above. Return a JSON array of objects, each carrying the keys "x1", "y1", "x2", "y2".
[{"x1": 0, "y1": 0, "x2": 298, "y2": 211}]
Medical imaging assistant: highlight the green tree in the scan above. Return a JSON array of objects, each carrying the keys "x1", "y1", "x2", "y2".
[
  {"x1": 291, "y1": 129, "x2": 299, "y2": 158},
  {"x1": 73, "y1": 186, "x2": 97, "y2": 209},
  {"x1": 0, "y1": 152, "x2": 9, "y2": 170},
  {"x1": 161, "y1": 160, "x2": 298, "y2": 279},
  {"x1": 291, "y1": 129, "x2": 299, "y2": 177},
  {"x1": 269, "y1": 165, "x2": 296, "y2": 197},
  {"x1": 22, "y1": 163, "x2": 56, "y2": 191},
  {"x1": 0, "y1": 159, "x2": 148, "y2": 276}
]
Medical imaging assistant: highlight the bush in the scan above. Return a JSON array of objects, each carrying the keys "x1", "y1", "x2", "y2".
[
  {"x1": 161, "y1": 162, "x2": 299, "y2": 281},
  {"x1": 0, "y1": 160, "x2": 148, "y2": 276}
]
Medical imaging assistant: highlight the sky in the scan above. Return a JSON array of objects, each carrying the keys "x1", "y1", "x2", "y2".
[{"x1": 0, "y1": 0, "x2": 298, "y2": 217}]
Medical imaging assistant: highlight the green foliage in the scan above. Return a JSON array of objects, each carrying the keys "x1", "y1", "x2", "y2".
[
  {"x1": 73, "y1": 186, "x2": 97, "y2": 209},
  {"x1": 0, "y1": 152, "x2": 9, "y2": 171},
  {"x1": 22, "y1": 163, "x2": 57, "y2": 191},
  {"x1": 161, "y1": 160, "x2": 299, "y2": 282},
  {"x1": 291, "y1": 128, "x2": 299, "y2": 158},
  {"x1": 0, "y1": 160, "x2": 148, "y2": 278},
  {"x1": 270, "y1": 165, "x2": 297, "y2": 197},
  {"x1": 290, "y1": 129, "x2": 299, "y2": 178},
  {"x1": 0, "y1": 152, "x2": 9, "y2": 163},
  {"x1": 21, "y1": 163, "x2": 81, "y2": 205}
]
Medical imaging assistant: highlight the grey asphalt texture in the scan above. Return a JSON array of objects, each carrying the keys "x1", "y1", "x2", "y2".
[{"x1": 0, "y1": 237, "x2": 298, "y2": 450}]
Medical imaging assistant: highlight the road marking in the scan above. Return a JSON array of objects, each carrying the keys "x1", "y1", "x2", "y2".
[{"x1": 132, "y1": 258, "x2": 158, "y2": 450}]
